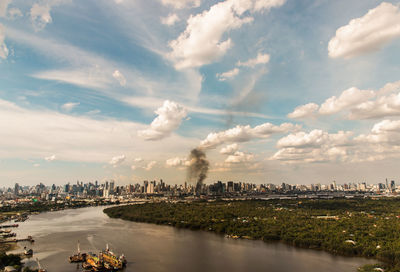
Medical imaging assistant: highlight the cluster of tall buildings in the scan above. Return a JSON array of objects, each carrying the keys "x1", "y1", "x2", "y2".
[{"x1": 1, "y1": 178, "x2": 398, "y2": 202}]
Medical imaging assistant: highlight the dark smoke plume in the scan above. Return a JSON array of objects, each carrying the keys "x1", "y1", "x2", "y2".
[{"x1": 187, "y1": 148, "x2": 209, "y2": 194}]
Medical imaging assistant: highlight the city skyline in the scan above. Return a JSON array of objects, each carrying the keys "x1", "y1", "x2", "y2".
[
  {"x1": 1, "y1": 0, "x2": 400, "y2": 186},
  {"x1": 3, "y1": 177, "x2": 399, "y2": 194}
]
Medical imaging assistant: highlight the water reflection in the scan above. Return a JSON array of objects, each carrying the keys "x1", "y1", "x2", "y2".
[{"x1": 9, "y1": 206, "x2": 374, "y2": 272}]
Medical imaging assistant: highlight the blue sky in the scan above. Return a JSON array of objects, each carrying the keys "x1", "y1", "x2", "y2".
[{"x1": 1, "y1": 0, "x2": 400, "y2": 186}]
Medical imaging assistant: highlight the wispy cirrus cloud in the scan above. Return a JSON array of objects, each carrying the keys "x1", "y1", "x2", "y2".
[
  {"x1": 161, "y1": 13, "x2": 179, "y2": 26},
  {"x1": 160, "y1": 0, "x2": 200, "y2": 9},
  {"x1": 61, "y1": 102, "x2": 80, "y2": 112},
  {"x1": 0, "y1": 0, "x2": 12, "y2": 17},
  {"x1": 0, "y1": 98, "x2": 197, "y2": 163},
  {"x1": 0, "y1": 24, "x2": 8, "y2": 59}
]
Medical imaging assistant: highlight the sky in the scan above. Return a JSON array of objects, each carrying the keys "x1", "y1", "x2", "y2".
[{"x1": 1, "y1": 0, "x2": 400, "y2": 187}]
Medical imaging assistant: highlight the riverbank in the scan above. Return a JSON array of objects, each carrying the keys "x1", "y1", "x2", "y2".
[
  {"x1": 0, "y1": 201, "x2": 115, "y2": 271},
  {"x1": 104, "y1": 199, "x2": 397, "y2": 271},
  {"x1": 1, "y1": 205, "x2": 373, "y2": 272}
]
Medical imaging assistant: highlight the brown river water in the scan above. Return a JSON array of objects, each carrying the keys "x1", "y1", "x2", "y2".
[{"x1": 8, "y1": 206, "x2": 375, "y2": 272}]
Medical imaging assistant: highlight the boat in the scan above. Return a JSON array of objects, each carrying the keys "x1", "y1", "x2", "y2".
[
  {"x1": 0, "y1": 224, "x2": 18, "y2": 228},
  {"x1": 24, "y1": 246, "x2": 33, "y2": 256},
  {"x1": 69, "y1": 240, "x2": 87, "y2": 262},
  {"x1": 1, "y1": 233, "x2": 16, "y2": 238},
  {"x1": 14, "y1": 216, "x2": 28, "y2": 222},
  {"x1": 100, "y1": 244, "x2": 127, "y2": 270},
  {"x1": 82, "y1": 253, "x2": 104, "y2": 271},
  {"x1": 81, "y1": 244, "x2": 127, "y2": 271}
]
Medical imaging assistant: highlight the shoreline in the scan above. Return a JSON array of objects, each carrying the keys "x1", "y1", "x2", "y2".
[
  {"x1": 103, "y1": 200, "x2": 391, "y2": 271},
  {"x1": 1, "y1": 204, "x2": 378, "y2": 272}
]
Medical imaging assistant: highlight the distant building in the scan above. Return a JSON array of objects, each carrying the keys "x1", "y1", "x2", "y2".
[
  {"x1": 14, "y1": 183, "x2": 19, "y2": 196},
  {"x1": 227, "y1": 181, "x2": 234, "y2": 193}
]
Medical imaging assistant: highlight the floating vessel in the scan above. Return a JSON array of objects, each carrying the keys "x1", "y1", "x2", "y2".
[
  {"x1": 82, "y1": 253, "x2": 104, "y2": 271},
  {"x1": 81, "y1": 244, "x2": 126, "y2": 271},
  {"x1": 14, "y1": 216, "x2": 28, "y2": 222},
  {"x1": 69, "y1": 241, "x2": 87, "y2": 262},
  {"x1": 24, "y1": 246, "x2": 33, "y2": 256},
  {"x1": 0, "y1": 224, "x2": 19, "y2": 228},
  {"x1": 0, "y1": 236, "x2": 34, "y2": 244},
  {"x1": 0, "y1": 233, "x2": 16, "y2": 238},
  {"x1": 100, "y1": 244, "x2": 127, "y2": 270}
]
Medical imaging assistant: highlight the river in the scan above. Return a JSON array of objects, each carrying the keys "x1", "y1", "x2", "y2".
[{"x1": 8, "y1": 206, "x2": 375, "y2": 272}]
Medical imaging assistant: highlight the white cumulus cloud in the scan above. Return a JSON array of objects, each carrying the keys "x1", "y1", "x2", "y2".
[
  {"x1": 44, "y1": 154, "x2": 56, "y2": 161},
  {"x1": 161, "y1": 13, "x2": 180, "y2": 26},
  {"x1": 237, "y1": 52, "x2": 270, "y2": 67},
  {"x1": 356, "y1": 119, "x2": 400, "y2": 145},
  {"x1": 277, "y1": 130, "x2": 352, "y2": 149},
  {"x1": 352, "y1": 120, "x2": 400, "y2": 162},
  {"x1": 349, "y1": 92, "x2": 400, "y2": 120},
  {"x1": 138, "y1": 100, "x2": 187, "y2": 141},
  {"x1": 200, "y1": 122, "x2": 300, "y2": 149},
  {"x1": 225, "y1": 151, "x2": 254, "y2": 163},
  {"x1": 144, "y1": 160, "x2": 157, "y2": 171},
  {"x1": 220, "y1": 143, "x2": 239, "y2": 155},
  {"x1": 288, "y1": 81, "x2": 400, "y2": 120},
  {"x1": 216, "y1": 68, "x2": 239, "y2": 81},
  {"x1": 288, "y1": 103, "x2": 319, "y2": 119},
  {"x1": 319, "y1": 87, "x2": 375, "y2": 115},
  {"x1": 109, "y1": 155, "x2": 126, "y2": 167},
  {"x1": 272, "y1": 130, "x2": 353, "y2": 163},
  {"x1": 112, "y1": 70, "x2": 127, "y2": 86},
  {"x1": 371, "y1": 119, "x2": 400, "y2": 134},
  {"x1": 166, "y1": 157, "x2": 189, "y2": 167},
  {"x1": 30, "y1": 3, "x2": 52, "y2": 30},
  {"x1": 168, "y1": 0, "x2": 284, "y2": 69},
  {"x1": 328, "y1": 2, "x2": 400, "y2": 59}
]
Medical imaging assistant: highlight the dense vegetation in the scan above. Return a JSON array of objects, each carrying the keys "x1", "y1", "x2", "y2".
[
  {"x1": 0, "y1": 200, "x2": 105, "y2": 215},
  {"x1": 0, "y1": 252, "x2": 21, "y2": 270},
  {"x1": 104, "y1": 198, "x2": 400, "y2": 271},
  {"x1": 0, "y1": 252, "x2": 39, "y2": 271}
]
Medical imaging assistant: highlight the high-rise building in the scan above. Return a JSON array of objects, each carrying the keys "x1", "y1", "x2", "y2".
[
  {"x1": 14, "y1": 183, "x2": 20, "y2": 196},
  {"x1": 227, "y1": 181, "x2": 234, "y2": 193},
  {"x1": 147, "y1": 181, "x2": 154, "y2": 194},
  {"x1": 64, "y1": 183, "x2": 70, "y2": 193},
  {"x1": 110, "y1": 180, "x2": 115, "y2": 194},
  {"x1": 103, "y1": 188, "x2": 109, "y2": 198},
  {"x1": 391, "y1": 180, "x2": 395, "y2": 192}
]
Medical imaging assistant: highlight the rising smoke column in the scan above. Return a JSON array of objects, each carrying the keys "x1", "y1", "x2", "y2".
[{"x1": 187, "y1": 148, "x2": 209, "y2": 194}]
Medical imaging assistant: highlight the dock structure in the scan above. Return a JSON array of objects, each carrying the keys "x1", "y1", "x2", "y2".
[
  {"x1": 0, "y1": 236, "x2": 34, "y2": 244},
  {"x1": 0, "y1": 224, "x2": 19, "y2": 229}
]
